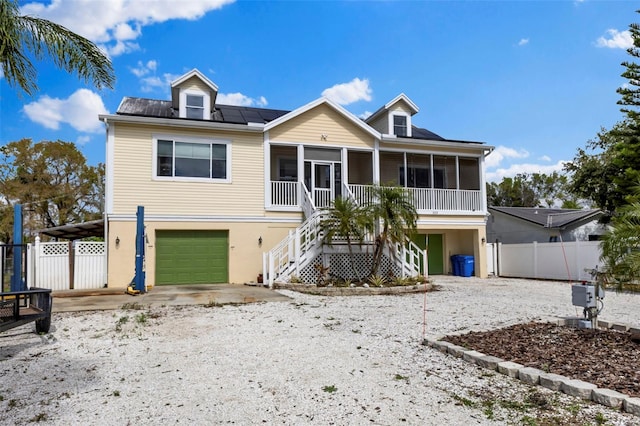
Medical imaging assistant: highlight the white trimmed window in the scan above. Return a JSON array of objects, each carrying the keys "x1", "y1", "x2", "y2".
[
  {"x1": 393, "y1": 115, "x2": 407, "y2": 137},
  {"x1": 179, "y1": 90, "x2": 210, "y2": 120},
  {"x1": 155, "y1": 137, "x2": 230, "y2": 181},
  {"x1": 186, "y1": 94, "x2": 204, "y2": 119}
]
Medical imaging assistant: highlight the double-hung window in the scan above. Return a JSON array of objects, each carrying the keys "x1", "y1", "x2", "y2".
[
  {"x1": 186, "y1": 94, "x2": 205, "y2": 119},
  {"x1": 393, "y1": 115, "x2": 407, "y2": 137},
  {"x1": 156, "y1": 138, "x2": 230, "y2": 181}
]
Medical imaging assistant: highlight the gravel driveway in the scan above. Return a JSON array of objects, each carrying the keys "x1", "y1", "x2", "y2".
[{"x1": 1, "y1": 276, "x2": 639, "y2": 425}]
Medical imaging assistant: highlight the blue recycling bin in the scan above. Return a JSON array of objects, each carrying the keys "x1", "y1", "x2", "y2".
[
  {"x1": 459, "y1": 255, "x2": 475, "y2": 277},
  {"x1": 450, "y1": 255, "x2": 461, "y2": 276}
]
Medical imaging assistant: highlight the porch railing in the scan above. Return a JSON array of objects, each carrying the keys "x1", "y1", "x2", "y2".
[
  {"x1": 263, "y1": 209, "x2": 326, "y2": 286},
  {"x1": 271, "y1": 181, "x2": 299, "y2": 207},
  {"x1": 349, "y1": 184, "x2": 482, "y2": 213}
]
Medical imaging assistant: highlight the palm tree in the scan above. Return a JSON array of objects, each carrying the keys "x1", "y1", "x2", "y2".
[
  {"x1": 0, "y1": 0, "x2": 115, "y2": 96},
  {"x1": 600, "y1": 196, "x2": 640, "y2": 288},
  {"x1": 366, "y1": 185, "x2": 418, "y2": 277},
  {"x1": 320, "y1": 196, "x2": 372, "y2": 281}
]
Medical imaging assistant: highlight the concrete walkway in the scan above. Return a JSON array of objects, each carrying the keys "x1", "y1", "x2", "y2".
[{"x1": 52, "y1": 284, "x2": 290, "y2": 312}]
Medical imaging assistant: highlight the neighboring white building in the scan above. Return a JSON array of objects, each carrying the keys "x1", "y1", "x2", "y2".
[{"x1": 487, "y1": 207, "x2": 605, "y2": 244}]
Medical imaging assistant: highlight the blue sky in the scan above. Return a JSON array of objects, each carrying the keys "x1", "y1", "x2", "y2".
[{"x1": 0, "y1": 0, "x2": 636, "y2": 181}]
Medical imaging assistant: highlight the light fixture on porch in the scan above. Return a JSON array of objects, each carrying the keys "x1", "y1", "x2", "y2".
[
  {"x1": 258, "y1": 236, "x2": 262, "y2": 246},
  {"x1": 481, "y1": 237, "x2": 486, "y2": 244},
  {"x1": 115, "y1": 236, "x2": 120, "y2": 247},
  {"x1": 320, "y1": 133, "x2": 328, "y2": 141}
]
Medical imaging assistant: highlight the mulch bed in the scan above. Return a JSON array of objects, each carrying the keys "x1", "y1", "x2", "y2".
[{"x1": 442, "y1": 322, "x2": 640, "y2": 398}]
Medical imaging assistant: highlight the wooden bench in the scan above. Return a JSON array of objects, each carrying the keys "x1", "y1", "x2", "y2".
[{"x1": 0, "y1": 288, "x2": 52, "y2": 334}]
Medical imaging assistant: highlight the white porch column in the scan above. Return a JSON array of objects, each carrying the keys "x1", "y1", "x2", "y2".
[
  {"x1": 264, "y1": 131, "x2": 271, "y2": 208},
  {"x1": 373, "y1": 138, "x2": 380, "y2": 185}
]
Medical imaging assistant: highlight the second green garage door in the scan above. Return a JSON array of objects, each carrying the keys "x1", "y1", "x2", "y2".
[{"x1": 156, "y1": 230, "x2": 228, "y2": 285}]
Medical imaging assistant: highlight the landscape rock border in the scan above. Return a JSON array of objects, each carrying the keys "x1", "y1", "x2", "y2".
[{"x1": 424, "y1": 317, "x2": 640, "y2": 417}]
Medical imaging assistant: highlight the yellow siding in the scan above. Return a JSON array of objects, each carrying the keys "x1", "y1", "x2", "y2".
[
  {"x1": 269, "y1": 104, "x2": 374, "y2": 149},
  {"x1": 112, "y1": 123, "x2": 265, "y2": 216},
  {"x1": 107, "y1": 220, "x2": 298, "y2": 286},
  {"x1": 389, "y1": 101, "x2": 413, "y2": 115},
  {"x1": 179, "y1": 76, "x2": 212, "y2": 93}
]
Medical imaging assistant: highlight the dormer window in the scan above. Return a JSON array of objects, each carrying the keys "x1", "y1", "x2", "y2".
[
  {"x1": 178, "y1": 89, "x2": 210, "y2": 120},
  {"x1": 393, "y1": 115, "x2": 407, "y2": 137},
  {"x1": 186, "y1": 94, "x2": 204, "y2": 119}
]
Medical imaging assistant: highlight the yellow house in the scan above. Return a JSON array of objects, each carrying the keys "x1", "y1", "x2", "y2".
[{"x1": 100, "y1": 69, "x2": 493, "y2": 288}]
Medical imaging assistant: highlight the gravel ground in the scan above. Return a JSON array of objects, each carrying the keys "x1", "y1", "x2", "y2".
[{"x1": 1, "y1": 276, "x2": 640, "y2": 425}]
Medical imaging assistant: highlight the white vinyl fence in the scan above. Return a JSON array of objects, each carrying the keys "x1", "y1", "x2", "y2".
[
  {"x1": 495, "y1": 240, "x2": 602, "y2": 282},
  {"x1": 28, "y1": 237, "x2": 106, "y2": 291}
]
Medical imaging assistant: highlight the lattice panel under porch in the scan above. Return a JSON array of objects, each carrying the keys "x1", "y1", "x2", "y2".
[
  {"x1": 328, "y1": 253, "x2": 401, "y2": 280},
  {"x1": 294, "y1": 252, "x2": 402, "y2": 283}
]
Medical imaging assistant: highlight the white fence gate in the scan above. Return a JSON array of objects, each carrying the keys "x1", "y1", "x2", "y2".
[
  {"x1": 495, "y1": 241, "x2": 602, "y2": 282},
  {"x1": 486, "y1": 243, "x2": 497, "y2": 276},
  {"x1": 28, "y1": 238, "x2": 106, "y2": 291}
]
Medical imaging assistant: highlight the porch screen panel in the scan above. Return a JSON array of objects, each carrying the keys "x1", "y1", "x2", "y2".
[
  {"x1": 433, "y1": 156, "x2": 456, "y2": 189},
  {"x1": 270, "y1": 146, "x2": 298, "y2": 181},
  {"x1": 348, "y1": 151, "x2": 373, "y2": 185},
  {"x1": 459, "y1": 157, "x2": 480, "y2": 190},
  {"x1": 405, "y1": 153, "x2": 431, "y2": 188},
  {"x1": 304, "y1": 148, "x2": 340, "y2": 161},
  {"x1": 379, "y1": 152, "x2": 403, "y2": 185}
]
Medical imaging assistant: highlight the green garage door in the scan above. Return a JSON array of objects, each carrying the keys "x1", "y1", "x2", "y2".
[{"x1": 156, "y1": 230, "x2": 228, "y2": 285}]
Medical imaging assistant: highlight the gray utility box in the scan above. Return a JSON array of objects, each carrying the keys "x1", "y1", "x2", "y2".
[{"x1": 571, "y1": 284, "x2": 602, "y2": 308}]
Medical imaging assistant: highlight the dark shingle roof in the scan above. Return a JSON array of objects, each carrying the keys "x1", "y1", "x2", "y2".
[
  {"x1": 116, "y1": 97, "x2": 289, "y2": 124},
  {"x1": 411, "y1": 126, "x2": 445, "y2": 141},
  {"x1": 116, "y1": 97, "x2": 483, "y2": 145},
  {"x1": 489, "y1": 207, "x2": 603, "y2": 228}
]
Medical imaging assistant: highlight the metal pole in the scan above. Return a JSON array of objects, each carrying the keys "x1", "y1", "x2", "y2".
[
  {"x1": 11, "y1": 204, "x2": 24, "y2": 291},
  {"x1": 134, "y1": 206, "x2": 146, "y2": 293}
]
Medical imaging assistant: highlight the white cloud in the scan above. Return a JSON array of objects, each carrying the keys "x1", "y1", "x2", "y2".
[
  {"x1": 139, "y1": 72, "x2": 180, "y2": 93},
  {"x1": 22, "y1": 89, "x2": 108, "y2": 133},
  {"x1": 539, "y1": 155, "x2": 551, "y2": 162},
  {"x1": 130, "y1": 60, "x2": 158, "y2": 77},
  {"x1": 322, "y1": 78, "x2": 372, "y2": 105},
  {"x1": 596, "y1": 29, "x2": 633, "y2": 49},
  {"x1": 359, "y1": 111, "x2": 373, "y2": 119},
  {"x1": 486, "y1": 160, "x2": 566, "y2": 182},
  {"x1": 217, "y1": 92, "x2": 268, "y2": 107},
  {"x1": 76, "y1": 135, "x2": 91, "y2": 146},
  {"x1": 518, "y1": 38, "x2": 529, "y2": 46},
  {"x1": 485, "y1": 145, "x2": 529, "y2": 168},
  {"x1": 21, "y1": 0, "x2": 235, "y2": 56}
]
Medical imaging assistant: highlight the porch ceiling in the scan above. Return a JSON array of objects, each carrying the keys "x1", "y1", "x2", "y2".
[{"x1": 37, "y1": 219, "x2": 104, "y2": 240}]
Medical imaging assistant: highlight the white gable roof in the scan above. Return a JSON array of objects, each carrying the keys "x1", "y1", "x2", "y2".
[
  {"x1": 170, "y1": 68, "x2": 218, "y2": 91},
  {"x1": 365, "y1": 93, "x2": 419, "y2": 124}
]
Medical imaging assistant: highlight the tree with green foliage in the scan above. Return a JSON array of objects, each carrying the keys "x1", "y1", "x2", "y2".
[
  {"x1": 487, "y1": 172, "x2": 578, "y2": 208},
  {"x1": 0, "y1": 0, "x2": 115, "y2": 96},
  {"x1": 0, "y1": 139, "x2": 104, "y2": 243},
  {"x1": 564, "y1": 123, "x2": 626, "y2": 215},
  {"x1": 320, "y1": 196, "x2": 372, "y2": 281},
  {"x1": 566, "y1": 11, "x2": 640, "y2": 217},
  {"x1": 366, "y1": 185, "x2": 417, "y2": 277}
]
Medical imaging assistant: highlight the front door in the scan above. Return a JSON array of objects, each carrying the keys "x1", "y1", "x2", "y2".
[
  {"x1": 305, "y1": 161, "x2": 341, "y2": 208},
  {"x1": 427, "y1": 234, "x2": 444, "y2": 275}
]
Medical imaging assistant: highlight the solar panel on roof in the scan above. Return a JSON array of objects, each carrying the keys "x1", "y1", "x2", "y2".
[
  {"x1": 243, "y1": 110, "x2": 264, "y2": 123},
  {"x1": 221, "y1": 108, "x2": 245, "y2": 123}
]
